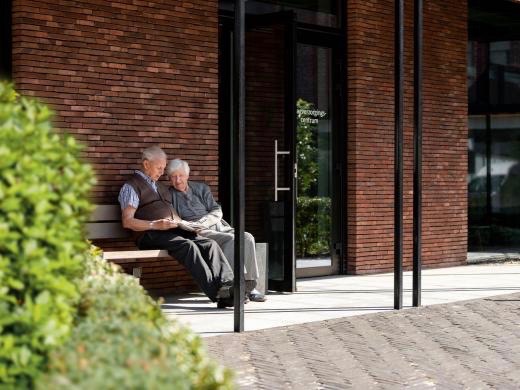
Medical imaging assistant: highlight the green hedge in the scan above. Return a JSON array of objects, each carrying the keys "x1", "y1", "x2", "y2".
[
  {"x1": 38, "y1": 248, "x2": 234, "y2": 389},
  {"x1": 0, "y1": 82, "x2": 234, "y2": 389},
  {"x1": 296, "y1": 196, "x2": 331, "y2": 257},
  {"x1": 0, "y1": 82, "x2": 94, "y2": 387}
]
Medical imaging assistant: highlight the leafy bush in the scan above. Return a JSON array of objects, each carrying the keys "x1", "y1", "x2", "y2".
[
  {"x1": 38, "y1": 248, "x2": 234, "y2": 389},
  {"x1": 0, "y1": 81, "x2": 232, "y2": 389},
  {"x1": 0, "y1": 82, "x2": 94, "y2": 387},
  {"x1": 296, "y1": 196, "x2": 331, "y2": 257}
]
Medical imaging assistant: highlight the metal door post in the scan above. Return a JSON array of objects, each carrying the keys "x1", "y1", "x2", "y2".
[
  {"x1": 233, "y1": 0, "x2": 245, "y2": 332},
  {"x1": 413, "y1": 0, "x2": 423, "y2": 307},
  {"x1": 394, "y1": 0, "x2": 404, "y2": 310}
]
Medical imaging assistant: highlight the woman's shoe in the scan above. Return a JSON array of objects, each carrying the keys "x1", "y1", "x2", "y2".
[{"x1": 248, "y1": 289, "x2": 266, "y2": 302}]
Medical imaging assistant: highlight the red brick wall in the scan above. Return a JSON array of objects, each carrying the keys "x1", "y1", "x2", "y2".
[
  {"x1": 11, "y1": 0, "x2": 469, "y2": 289},
  {"x1": 346, "y1": 0, "x2": 468, "y2": 273},
  {"x1": 12, "y1": 0, "x2": 219, "y2": 295}
]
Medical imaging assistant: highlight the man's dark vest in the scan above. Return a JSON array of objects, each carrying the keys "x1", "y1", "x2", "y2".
[{"x1": 125, "y1": 173, "x2": 181, "y2": 241}]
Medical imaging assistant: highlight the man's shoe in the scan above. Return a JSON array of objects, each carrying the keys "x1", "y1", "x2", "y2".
[
  {"x1": 217, "y1": 296, "x2": 250, "y2": 308},
  {"x1": 248, "y1": 289, "x2": 266, "y2": 302},
  {"x1": 217, "y1": 297, "x2": 234, "y2": 308},
  {"x1": 217, "y1": 284, "x2": 232, "y2": 299}
]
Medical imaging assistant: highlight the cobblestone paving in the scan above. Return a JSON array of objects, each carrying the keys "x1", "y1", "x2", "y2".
[{"x1": 204, "y1": 292, "x2": 520, "y2": 389}]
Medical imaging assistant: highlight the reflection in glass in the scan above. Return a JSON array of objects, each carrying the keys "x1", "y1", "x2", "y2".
[
  {"x1": 220, "y1": 0, "x2": 340, "y2": 28},
  {"x1": 295, "y1": 44, "x2": 332, "y2": 266},
  {"x1": 468, "y1": 114, "x2": 520, "y2": 249},
  {"x1": 468, "y1": 115, "x2": 487, "y2": 226},
  {"x1": 490, "y1": 41, "x2": 520, "y2": 106},
  {"x1": 491, "y1": 114, "x2": 520, "y2": 225},
  {"x1": 467, "y1": 41, "x2": 488, "y2": 107}
]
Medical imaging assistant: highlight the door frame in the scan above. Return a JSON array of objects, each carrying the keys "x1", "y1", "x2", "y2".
[
  {"x1": 218, "y1": 12, "x2": 346, "y2": 288},
  {"x1": 265, "y1": 11, "x2": 297, "y2": 292}
]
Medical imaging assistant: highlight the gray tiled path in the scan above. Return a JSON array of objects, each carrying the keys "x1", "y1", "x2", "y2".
[{"x1": 204, "y1": 292, "x2": 520, "y2": 389}]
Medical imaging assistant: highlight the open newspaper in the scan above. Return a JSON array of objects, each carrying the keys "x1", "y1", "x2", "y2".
[{"x1": 177, "y1": 220, "x2": 207, "y2": 232}]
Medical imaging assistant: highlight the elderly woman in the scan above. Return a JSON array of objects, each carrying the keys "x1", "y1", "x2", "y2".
[{"x1": 167, "y1": 158, "x2": 266, "y2": 303}]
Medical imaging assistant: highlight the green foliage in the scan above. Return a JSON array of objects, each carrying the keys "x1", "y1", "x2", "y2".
[
  {"x1": 38, "y1": 249, "x2": 234, "y2": 389},
  {"x1": 0, "y1": 82, "x2": 94, "y2": 387},
  {"x1": 296, "y1": 99, "x2": 318, "y2": 195},
  {"x1": 296, "y1": 196, "x2": 331, "y2": 257}
]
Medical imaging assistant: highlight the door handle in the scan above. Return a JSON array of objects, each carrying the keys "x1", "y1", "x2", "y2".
[
  {"x1": 294, "y1": 162, "x2": 298, "y2": 198},
  {"x1": 274, "y1": 139, "x2": 290, "y2": 201}
]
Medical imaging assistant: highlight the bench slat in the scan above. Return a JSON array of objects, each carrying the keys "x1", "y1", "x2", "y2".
[
  {"x1": 90, "y1": 205, "x2": 122, "y2": 222},
  {"x1": 87, "y1": 222, "x2": 129, "y2": 239},
  {"x1": 103, "y1": 249, "x2": 170, "y2": 261}
]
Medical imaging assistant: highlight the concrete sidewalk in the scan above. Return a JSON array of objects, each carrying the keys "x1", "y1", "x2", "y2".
[{"x1": 161, "y1": 262, "x2": 520, "y2": 336}]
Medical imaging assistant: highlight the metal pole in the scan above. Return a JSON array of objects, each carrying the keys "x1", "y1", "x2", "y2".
[
  {"x1": 412, "y1": 0, "x2": 423, "y2": 307},
  {"x1": 394, "y1": 0, "x2": 404, "y2": 310},
  {"x1": 484, "y1": 45, "x2": 491, "y2": 227},
  {"x1": 233, "y1": 0, "x2": 245, "y2": 332}
]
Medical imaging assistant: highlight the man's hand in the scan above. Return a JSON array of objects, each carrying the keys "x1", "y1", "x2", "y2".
[
  {"x1": 150, "y1": 218, "x2": 179, "y2": 230},
  {"x1": 122, "y1": 206, "x2": 179, "y2": 231}
]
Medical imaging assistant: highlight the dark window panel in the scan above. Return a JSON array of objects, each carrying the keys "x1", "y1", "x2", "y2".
[{"x1": 0, "y1": 0, "x2": 12, "y2": 80}]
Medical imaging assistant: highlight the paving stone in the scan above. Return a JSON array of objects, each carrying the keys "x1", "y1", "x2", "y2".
[{"x1": 204, "y1": 292, "x2": 520, "y2": 389}]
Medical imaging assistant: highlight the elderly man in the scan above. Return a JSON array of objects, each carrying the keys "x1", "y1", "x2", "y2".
[
  {"x1": 118, "y1": 146, "x2": 234, "y2": 308},
  {"x1": 167, "y1": 158, "x2": 266, "y2": 302}
]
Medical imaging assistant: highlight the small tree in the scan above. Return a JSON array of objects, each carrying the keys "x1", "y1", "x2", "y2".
[
  {"x1": 0, "y1": 82, "x2": 94, "y2": 386},
  {"x1": 296, "y1": 98, "x2": 318, "y2": 196},
  {"x1": 296, "y1": 99, "x2": 331, "y2": 257}
]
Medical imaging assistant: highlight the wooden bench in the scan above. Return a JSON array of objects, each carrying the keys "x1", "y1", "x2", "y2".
[
  {"x1": 86, "y1": 204, "x2": 169, "y2": 279},
  {"x1": 87, "y1": 205, "x2": 268, "y2": 294}
]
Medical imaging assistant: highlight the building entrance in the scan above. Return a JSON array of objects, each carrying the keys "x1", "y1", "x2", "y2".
[{"x1": 219, "y1": 11, "x2": 343, "y2": 291}]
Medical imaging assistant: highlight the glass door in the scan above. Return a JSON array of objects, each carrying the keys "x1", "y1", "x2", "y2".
[{"x1": 295, "y1": 37, "x2": 341, "y2": 278}]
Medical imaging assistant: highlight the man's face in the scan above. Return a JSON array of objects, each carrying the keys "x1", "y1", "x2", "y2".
[
  {"x1": 169, "y1": 169, "x2": 189, "y2": 192},
  {"x1": 143, "y1": 157, "x2": 167, "y2": 182}
]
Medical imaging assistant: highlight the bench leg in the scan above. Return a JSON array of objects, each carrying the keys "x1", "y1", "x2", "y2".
[
  {"x1": 132, "y1": 266, "x2": 142, "y2": 280},
  {"x1": 255, "y1": 243, "x2": 268, "y2": 295}
]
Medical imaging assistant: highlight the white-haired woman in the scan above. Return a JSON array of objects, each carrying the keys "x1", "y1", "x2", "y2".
[{"x1": 167, "y1": 158, "x2": 266, "y2": 302}]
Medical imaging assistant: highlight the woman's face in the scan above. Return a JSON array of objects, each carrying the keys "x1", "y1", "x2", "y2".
[{"x1": 169, "y1": 169, "x2": 189, "y2": 192}]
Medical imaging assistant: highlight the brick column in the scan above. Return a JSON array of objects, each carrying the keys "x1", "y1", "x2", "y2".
[{"x1": 346, "y1": 0, "x2": 468, "y2": 274}]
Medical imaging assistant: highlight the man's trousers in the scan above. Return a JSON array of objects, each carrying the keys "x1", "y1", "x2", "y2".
[{"x1": 138, "y1": 229, "x2": 234, "y2": 302}]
